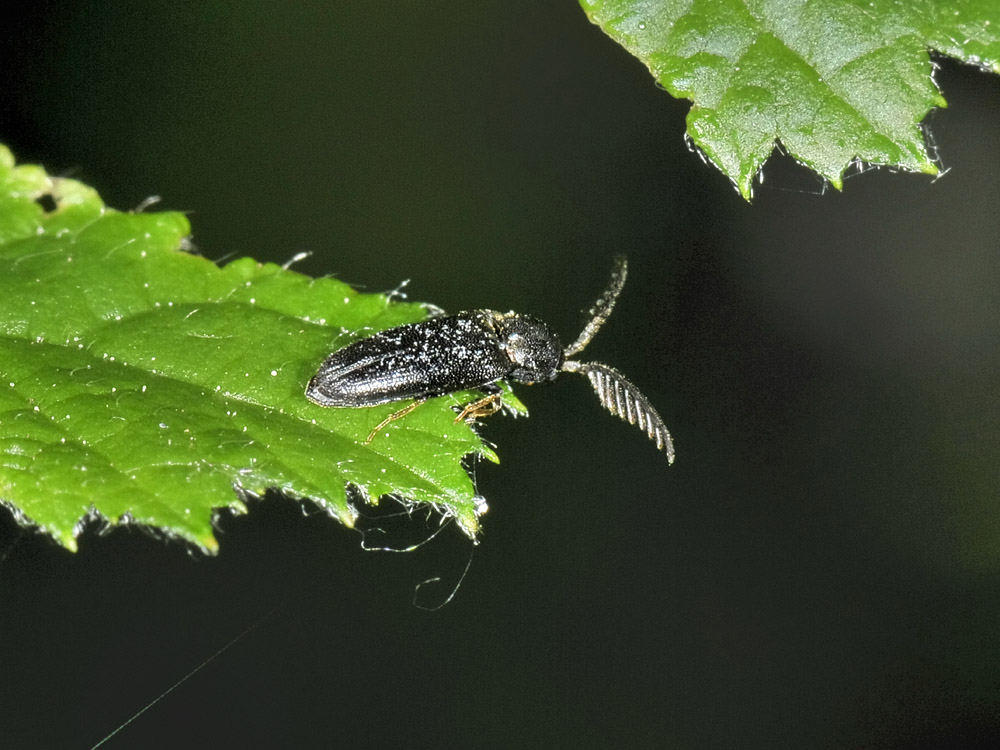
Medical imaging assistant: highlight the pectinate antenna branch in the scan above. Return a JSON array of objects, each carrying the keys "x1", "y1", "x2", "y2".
[{"x1": 565, "y1": 360, "x2": 675, "y2": 463}]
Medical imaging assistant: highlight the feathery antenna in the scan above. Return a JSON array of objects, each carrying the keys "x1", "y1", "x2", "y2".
[
  {"x1": 563, "y1": 361, "x2": 675, "y2": 462},
  {"x1": 563, "y1": 255, "x2": 628, "y2": 358}
]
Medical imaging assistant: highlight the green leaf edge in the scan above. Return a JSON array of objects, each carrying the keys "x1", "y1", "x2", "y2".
[{"x1": 579, "y1": 0, "x2": 1000, "y2": 199}]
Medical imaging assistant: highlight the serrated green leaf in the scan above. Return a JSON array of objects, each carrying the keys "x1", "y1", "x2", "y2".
[
  {"x1": 579, "y1": 0, "x2": 1000, "y2": 198},
  {"x1": 0, "y1": 145, "x2": 518, "y2": 551}
]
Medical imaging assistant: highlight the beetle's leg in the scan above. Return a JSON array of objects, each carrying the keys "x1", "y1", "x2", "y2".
[
  {"x1": 454, "y1": 385, "x2": 503, "y2": 423},
  {"x1": 454, "y1": 393, "x2": 502, "y2": 423},
  {"x1": 364, "y1": 398, "x2": 427, "y2": 444}
]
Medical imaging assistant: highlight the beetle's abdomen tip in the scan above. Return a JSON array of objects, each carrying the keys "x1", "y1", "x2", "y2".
[
  {"x1": 305, "y1": 374, "x2": 341, "y2": 407},
  {"x1": 304, "y1": 383, "x2": 326, "y2": 406}
]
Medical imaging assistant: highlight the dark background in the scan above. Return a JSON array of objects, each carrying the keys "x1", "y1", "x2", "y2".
[{"x1": 2, "y1": 2, "x2": 999, "y2": 748}]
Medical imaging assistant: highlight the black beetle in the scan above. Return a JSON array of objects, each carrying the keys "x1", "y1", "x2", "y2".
[{"x1": 306, "y1": 256, "x2": 674, "y2": 462}]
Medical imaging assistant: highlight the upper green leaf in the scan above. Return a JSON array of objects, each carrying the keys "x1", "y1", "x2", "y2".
[
  {"x1": 579, "y1": 0, "x2": 1000, "y2": 198},
  {"x1": 0, "y1": 146, "x2": 511, "y2": 552}
]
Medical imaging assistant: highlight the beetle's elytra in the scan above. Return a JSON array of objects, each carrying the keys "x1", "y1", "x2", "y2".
[{"x1": 306, "y1": 256, "x2": 674, "y2": 462}]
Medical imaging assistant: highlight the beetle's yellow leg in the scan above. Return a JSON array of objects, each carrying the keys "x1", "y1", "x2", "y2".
[
  {"x1": 364, "y1": 399, "x2": 426, "y2": 444},
  {"x1": 454, "y1": 391, "x2": 503, "y2": 423}
]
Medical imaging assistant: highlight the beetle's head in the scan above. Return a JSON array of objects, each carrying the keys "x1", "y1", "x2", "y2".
[{"x1": 497, "y1": 314, "x2": 563, "y2": 383}]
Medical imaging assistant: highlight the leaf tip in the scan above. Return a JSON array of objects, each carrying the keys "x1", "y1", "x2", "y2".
[
  {"x1": 199, "y1": 535, "x2": 220, "y2": 554},
  {"x1": 337, "y1": 503, "x2": 359, "y2": 529},
  {"x1": 919, "y1": 160, "x2": 940, "y2": 177},
  {"x1": 456, "y1": 509, "x2": 481, "y2": 540},
  {"x1": 62, "y1": 533, "x2": 79, "y2": 553}
]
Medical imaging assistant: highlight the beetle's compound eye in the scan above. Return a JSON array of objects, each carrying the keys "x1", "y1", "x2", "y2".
[{"x1": 498, "y1": 314, "x2": 563, "y2": 383}]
